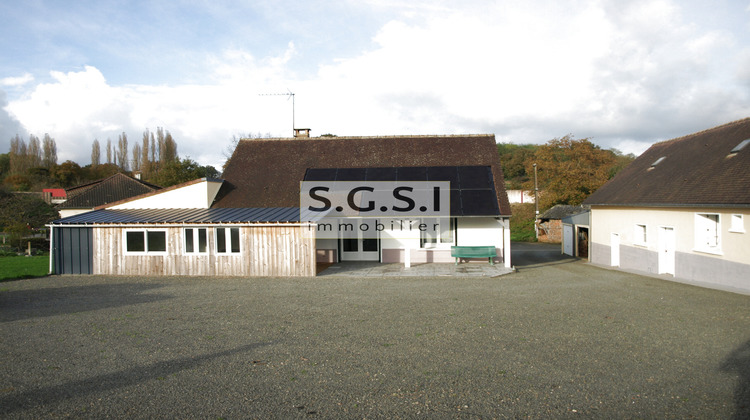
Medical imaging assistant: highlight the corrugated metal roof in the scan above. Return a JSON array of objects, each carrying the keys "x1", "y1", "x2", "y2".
[{"x1": 51, "y1": 207, "x2": 301, "y2": 225}]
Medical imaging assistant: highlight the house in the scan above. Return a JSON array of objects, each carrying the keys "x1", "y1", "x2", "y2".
[
  {"x1": 536, "y1": 205, "x2": 586, "y2": 243},
  {"x1": 50, "y1": 134, "x2": 512, "y2": 277},
  {"x1": 506, "y1": 190, "x2": 535, "y2": 204},
  {"x1": 57, "y1": 173, "x2": 161, "y2": 218},
  {"x1": 42, "y1": 188, "x2": 67, "y2": 205},
  {"x1": 583, "y1": 118, "x2": 750, "y2": 293}
]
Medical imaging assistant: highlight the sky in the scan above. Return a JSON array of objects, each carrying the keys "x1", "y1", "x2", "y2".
[{"x1": 1, "y1": 0, "x2": 750, "y2": 170}]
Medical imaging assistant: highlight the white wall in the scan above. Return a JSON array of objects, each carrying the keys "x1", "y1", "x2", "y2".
[
  {"x1": 110, "y1": 179, "x2": 223, "y2": 209},
  {"x1": 59, "y1": 208, "x2": 94, "y2": 219},
  {"x1": 456, "y1": 217, "x2": 504, "y2": 248},
  {"x1": 591, "y1": 207, "x2": 750, "y2": 264}
]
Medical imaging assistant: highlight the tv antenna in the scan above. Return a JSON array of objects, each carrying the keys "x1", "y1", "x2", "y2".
[{"x1": 259, "y1": 90, "x2": 295, "y2": 137}]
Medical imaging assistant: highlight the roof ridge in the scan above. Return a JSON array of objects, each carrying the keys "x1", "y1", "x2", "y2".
[
  {"x1": 240, "y1": 134, "x2": 495, "y2": 142},
  {"x1": 652, "y1": 117, "x2": 750, "y2": 147}
]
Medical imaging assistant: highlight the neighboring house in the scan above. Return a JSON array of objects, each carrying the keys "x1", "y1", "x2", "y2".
[
  {"x1": 42, "y1": 188, "x2": 67, "y2": 205},
  {"x1": 50, "y1": 134, "x2": 512, "y2": 277},
  {"x1": 583, "y1": 118, "x2": 750, "y2": 293},
  {"x1": 536, "y1": 205, "x2": 586, "y2": 243},
  {"x1": 506, "y1": 190, "x2": 535, "y2": 204},
  {"x1": 58, "y1": 173, "x2": 161, "y2": 218}
]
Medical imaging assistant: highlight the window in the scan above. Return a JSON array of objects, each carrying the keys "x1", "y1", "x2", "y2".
[
  {"x1": 730, "y1": 214, "x2": 745, "y2": 233},
  {"x1": 216, "y1": 227, "x2": 241, "y2": 254},
  {"x1": 125, "y1": 230, "x2": 167, "y2": 254},
  {"x1": 184, "y1": 228, "x2": 208, "y2": 254},
  {"x1": 420, "y1": 218, "x2": 455, "y2": 248},
  {"x1": 634, "y1": 224, "x2": 647, "y2": 246},
  {"x1": 695, "y1": 213, "x2": 720, "y2": 253}
]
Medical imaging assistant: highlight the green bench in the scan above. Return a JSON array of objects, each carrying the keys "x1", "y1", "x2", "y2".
[{"x1": 451, "y1": 246, "x2": 497, "y2": 265}]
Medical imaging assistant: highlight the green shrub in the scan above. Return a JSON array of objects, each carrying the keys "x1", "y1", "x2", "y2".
[{"x1": 510, "y1": 203, "x2": 537, "y2": 242}]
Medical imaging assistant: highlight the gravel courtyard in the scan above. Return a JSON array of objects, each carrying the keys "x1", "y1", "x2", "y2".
[{"x1": 1, "y1": 243, "x2": 749, "y2": 418}]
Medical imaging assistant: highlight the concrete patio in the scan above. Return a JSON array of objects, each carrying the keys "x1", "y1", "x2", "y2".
[{"x1": 317, "y1": 261, "x2": 514, "y2": 277}]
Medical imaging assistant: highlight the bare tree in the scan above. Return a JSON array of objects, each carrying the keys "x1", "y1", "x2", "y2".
[
  {"x1": 141, "y1": 130, "x2": 151, "y2": 177},
  {"x1": 163, "y1": 130, "x2": 178, "y2": 163},
  {"x1": 132, "y1": 142, "x2": 141, "y2": 172},
  {"x1": 91, "y1": 139, "x2": 101, "y2": 167},
  {"x1": 117, "y1": 132, "x2": 129, "y2": 171},
  {"x1": 9, "y1": 134, "x2": 26, "y2": 174},
  {"x1": 27, "y1": 135, "x2": 42, "y2": 168},
  {"x1": 106, "y1": 138, "x2": 112, "y2": 164},
  {"x1": 42, "y1": 134, "x2": 57, "y2": 168}
]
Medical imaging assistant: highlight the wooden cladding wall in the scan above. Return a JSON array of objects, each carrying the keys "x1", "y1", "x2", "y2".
[{"x1": 92, "y1": 225, "x2": 316, "y2": 277}]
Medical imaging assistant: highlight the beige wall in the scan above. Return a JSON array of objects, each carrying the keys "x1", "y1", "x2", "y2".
[{"x1": 591, "y1": 206, "x2": 750, "y2": 265}]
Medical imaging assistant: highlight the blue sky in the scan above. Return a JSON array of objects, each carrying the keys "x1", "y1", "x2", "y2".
[{"x1": 2, "y1": 0, "x2": 750, "y2": 169}]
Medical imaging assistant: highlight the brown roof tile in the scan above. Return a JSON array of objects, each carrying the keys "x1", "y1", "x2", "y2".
[
  {"x1": 213, "y1": 135, "x2": 512, "y2": 215},
  {"x1": 584, "y1": 118, "x2": 750, "y2": 207},
  {"x1": 60, "y1": 173, "x2": 162, "y2": 209}
]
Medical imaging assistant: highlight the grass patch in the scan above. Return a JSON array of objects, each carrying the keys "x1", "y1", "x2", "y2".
[
  {"x1": 0, "y1": 255, "x2": 49, "y2": 281},
  {"x1": 510, "y1": 203, "x2": 537, "y2": 242}
]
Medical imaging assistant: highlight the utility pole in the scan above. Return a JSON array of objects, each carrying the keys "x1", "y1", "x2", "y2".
[{"x1": 533, "y1": 163, "x2": 539, "y2": 239}]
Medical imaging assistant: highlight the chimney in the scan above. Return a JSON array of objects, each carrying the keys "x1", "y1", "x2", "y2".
[{"x1": 294, "y1": 128, "x2": 311, "y2": 138}]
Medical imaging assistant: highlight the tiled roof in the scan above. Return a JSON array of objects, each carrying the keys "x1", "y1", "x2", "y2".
[
  {"x1": 43, "y1": 188, "x2": 66, "y2": 198},
  {"x1": 584, "y1": 118, "x2": 750, "y2": 207},
  {"x1": 59, "y1": 173, "x2": 161, "y2": 209},
  {"x1": 51, "y1": 207, "x2": 300, "y2": 225},
  {"x1": 538, "y1": 205, "x2": 587, "y2": 220},
  {"x1": 214, "y1": 135, "x2": 512, "y2": 216}
]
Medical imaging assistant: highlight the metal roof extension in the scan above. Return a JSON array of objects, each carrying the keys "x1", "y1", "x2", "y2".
[{"x1": 51, "y1": 207, "x2": 301, "y2": 225}]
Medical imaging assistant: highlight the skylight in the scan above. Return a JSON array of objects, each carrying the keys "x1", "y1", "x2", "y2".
[
  {"x1": 650, "y1": 156, "x2": 666, "y2": 168},
  {"x1": 730, "y1": 138, "x2": 750, "y2": 154}
]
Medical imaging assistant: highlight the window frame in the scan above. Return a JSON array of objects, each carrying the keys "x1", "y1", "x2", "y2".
[
  {"x1": 633, "y1": 224, "x2": 647, "y2": 247},
  {"x1": 420, "y1": 217, "x2": 456, "y2": 249},
  {"x1": 123, "y1": 229, "x2": 168, "y2": 255},
  {"x1": 215, "y1": 226, "x2": 242, "y2": 254},
  {"x1": 694, "y1": 213, "x2": 722, "y2": 254},
  {"x1": 729, "y1": 214, "x2": 745, "y2": 234},
  {"x1": 183, "y1": 227, "x2": 209, "y2": 255}
]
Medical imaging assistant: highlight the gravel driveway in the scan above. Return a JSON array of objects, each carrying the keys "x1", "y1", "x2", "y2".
[{"x1": 1, "y1": 242, "x2": 749, "y2": 418}]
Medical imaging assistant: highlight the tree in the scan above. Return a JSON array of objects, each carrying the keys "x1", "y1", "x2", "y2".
[
  {"x1": 106, "y1": 138, "x2": 112, "y2": 164},
  {"x1": 162, "y1": 130, "x2": 178, "y2": 163},
  {"x1": 9, "y1": 134, "x2": 24, "y2": 174},
  {"x1": 27, "y1": 135, "x2": 42, "y2": 168},
  {"x1": 42, "y1": 134, "x2": 57, "y2": 168},
  {"x1": 496, "y1": 143, "x2": 538, "y2": 189},
  {"x1": 528, "y1": 135, "x2": 623, "y2": 209},
  {"x1": 141, "y1": 130, "x2": 151, "y2": 177},
  {"x1": 0, "y1": 153, "x2": 9, "y2": 179},
  {"x1": 132, "y1": 142, "x2": 142, "y2": 172},
  {"x1": 91, "y1": 139, "x2": 101, "y2": 167},
  {"x1": 117, "y1": 132, "x2": 129, "y2": 171},
  {"x1": 53, "y1": 160, "x2": 83, "y2": 187},
  {"x1": 149, "y1": 157, "x2": 218, "y2": 187},
  {"x1": 0, "y1": 188, "x2": 59, "y2": 250}
]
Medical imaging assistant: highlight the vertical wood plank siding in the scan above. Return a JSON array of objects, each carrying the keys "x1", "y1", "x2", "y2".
[{"x1": 93, "y1": 225, "x2": 315, "y2": 277}]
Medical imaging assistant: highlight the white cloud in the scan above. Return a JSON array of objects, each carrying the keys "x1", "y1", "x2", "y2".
[
  {"x1": 1, "y1": 73, "x2": 34, "y2": 87},
  {"x1": 5, "y1": 0, "x2": 750, "y2": 172}
]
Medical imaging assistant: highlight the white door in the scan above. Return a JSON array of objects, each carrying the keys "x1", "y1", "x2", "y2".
[
  {"x1": 340, "y1": 219, "x2": 380, "y2": 261},
  {"x1": 610, "y1": 233, "x2": 620, "y2": 267},
  {"x1": 563, "y1": 224, "x2": 574, "y2": 256},
  {"x1": 658, "y1": 227, "x2": 675, "y2": 276}
]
